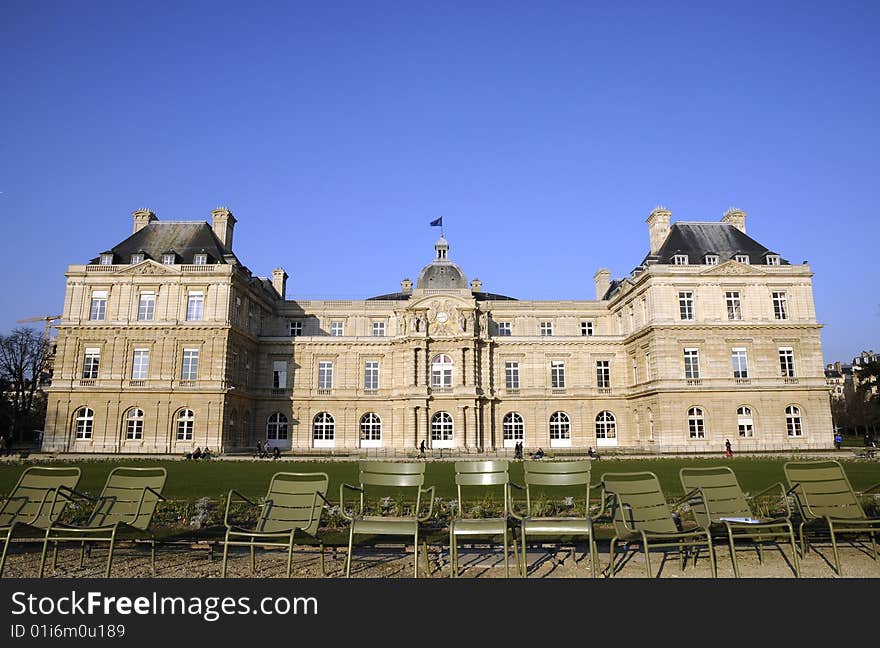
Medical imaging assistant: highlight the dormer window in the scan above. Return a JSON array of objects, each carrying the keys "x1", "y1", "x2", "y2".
[
  {"x1": 193, "y1": 253, "x2": 208, "y2": 265},
  {"x1": 99, "y1": 253, "x2": 114, "y2": 266},
  {"x1": 765, "y1": 254, "x2": 781, "y2": 266},
  {"x1": 735, "y1": 254, "x2": 750, "y2": 264},
  {"x1": 704, "y1": 254, "x2": 719, "y2": 265},
  {"x1": 162, "y1": 253, "x2": 175, "y2": 265},
  {"x1": 130, "y1": 253, "x2": 144, "y2": 264},
  {"x1": 672, "y1": 254, "x2": 688, "y2": 265}
]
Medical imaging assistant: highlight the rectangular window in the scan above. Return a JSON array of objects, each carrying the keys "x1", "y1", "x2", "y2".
[
  {"x1": 364, "y1": 361, "x2": 379, "y2": 390},
  {"x1": 82, "y1": 348, "x2": 100, "y2": 379},
  {"x1": 673, "y1": 254, "x2": 689, "y2": 265},
  {"x1": 642, "y1": 299, "x2": 648, "y2": 325},
  {"x1": 580, "y1": 321, "x2": 593, "y2": 336},
  {"x1": 181, "y1": 348, "x2": 199, "y2": 380},
  {"x1": 130, "y1": 253, "x2": 144, "y2": 264},
  {"x1": 289, "y1": 321, "x2": 302, "y2": 337},
  {"x1": 735, "y1": 254, "x2": 750, "y2": 264},
  {"x1": 505, "y1": 361, "x2": 519, "y2": 389},
  {"x1": 372, "y1": 321, "x2": 385, "y2": 337},
  {"x1": 596, "y1": 360, "x2": 610, "y2": 389},
  {"x1": 779, "y1": 347, "x2": 796, "y2": 377},
  {"x1": 540, "y1": 321, "x2": 553, "y2": 336},
  {"x1": 684, "y1": 348, "x2": 701, "y2": 379},
  {"x1": 766, "y1": 255, "x2": 781, "y2": 266},
  {"x1": 99, "y1": 254, "x2": 113, "y2": 266},
  {"x1": 731, "y1": 348, "x2": 749, "y2": 379},
  {"x1": 318, "y1": 361, "x2": 333, "y2": 389},
  {"x1": 551, "y1": 360, "x2": 566, "y2": 389},
  {"x1": 272, "y1": 360, "x2": 287, "y2": 389},
  {"x1": 497, "y1": 322, "x2": 512, "y2": 336},
  {"x1": 330, "y1": 321, "x2": 344, "y2": 337},
  {"x1": 186, "y1": 292, "x2": 204, "y2": 321},
  {"x1": 679, "y1": 291, "x2": 694, "y2": 320},
  {"x1": 137, "y1": 292, "x2": 155, "y2": 321},
  {"x1": 162, "y1": 253, "x2": 175, "y2": 265},
  {"x1": 632, "y1": 360, "x2": 640, "y2": 384},
  {"x1": 132, "y1": 349, "x2": 150, "y2": 380},
  {"x1": 704, "y1": 254, "x2": 719, "y2": 265},
  {"x1": 726, "y1": 291, "x2": 742, "y2": 321},
  {"x1": 89, "y1": 290, "x2": 107, "y2": 321},
  {"x1": 772, "y1": 291, "x2": 788, "y2": 320},
  {"x1": 629, "y1": 304, "x2": 635, "y2": 330},
  {"x1": 644, "y1": 352, "x2": 651, "y2": 381},
  {"x1": 193, "y1": 253, "x2": 207, "y2": 265}
]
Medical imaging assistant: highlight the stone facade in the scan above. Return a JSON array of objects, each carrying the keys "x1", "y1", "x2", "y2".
[{"x1": 42, "y1": 206, "x2": 833, "y2": 454}]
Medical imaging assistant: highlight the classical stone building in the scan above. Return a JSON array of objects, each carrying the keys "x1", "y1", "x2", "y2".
[{"x1": 42, "y1": 206, "x2": 833, "y2": 454}]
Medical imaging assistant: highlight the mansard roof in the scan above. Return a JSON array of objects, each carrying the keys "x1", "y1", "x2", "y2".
[
  {"x1": 88, "y1": 222, "x2": 238, "y2": 265},
  {"x1": 646, "y1": 222, "x2": 789, "y2": 266},
  {"x1": 366, "y1": 290, "x2": 517, "y2": 301}
]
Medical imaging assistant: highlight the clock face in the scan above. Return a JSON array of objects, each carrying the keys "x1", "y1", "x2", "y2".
[{"x1": 436, "y1": 311, "x2": 448, "y2": 323}]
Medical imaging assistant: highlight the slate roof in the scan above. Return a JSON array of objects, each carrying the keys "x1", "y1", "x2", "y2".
[
  {"x1": 366, "y1": 290, "x2": 517, "y2": 301},
  {"x1": 647, "y1": 222, "x2": 789, "y2": 266},
  {"x1": 88, "y1": 222, "x2": 239, "y2": 265}
]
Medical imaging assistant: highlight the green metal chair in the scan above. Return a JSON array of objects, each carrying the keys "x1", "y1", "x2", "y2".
[
  {"x1": 341, "y1": 462, "x2": 434, "y2": 577},
  {"x1": 601, "y1": 471, "x2": 717, "y2": 578},
  {"x1": 511, "y1": 460, "x2": 598, "y2": 577},
  {"x1": 222, "y1": 471, "x2": 330, "y2": 577},
  {"x1": 449, "y1": 460, "x2": 513, "y2": 578},
  {"x1": 679, "y1": 466, "x2": 800, "y2": 578},
  {"x1": 38, "y1": 467, "x2": 167, "y2": 577},
  {"x1": 0, "y1": 466, "x2": 81, "y2": 577},
  {"x1": 784, "y1": 459, "x2": 880, "y2": 576}
]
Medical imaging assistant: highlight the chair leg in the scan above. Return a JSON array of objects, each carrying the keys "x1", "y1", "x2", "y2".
[
  {"x1": 591, "y1": 535, "x2": 599, "y2": 578},
  {"x1": 287, "y1": 533, "x2": 295, "y2": 578},
  {"x1": 38, "y1": 531, "x2": 51, "y2": 578},
  {"x1": 449, "y1": 527, "x2": 457, "y2": 578},
  {"x1": 707, "y1": 533, "x2": 717, "y2": 578},
  {"x1": 250, "y1": 538, "x2": 256, "y2": 574},
  {"x1": 757, "y1": 542, "x2": 764, "y2": 564},
  {"x1": 503, "y1": 529, "x2": 510, "y2": 578},
  {"x1": 678, "y1": 541, "x2": 685, "y2": 572},
  {"x1": 521, "y1": 530, "x2": 528, "y2": 578},
  {"x1": 105, "y1": 528, "x2": 117, "y2": 578},
  {"x1": 80, "y1": 541, "x2": 86, "y2": 568},
  {"x1": 607, "y1": 537, "x2": 617, "y2": 578},
  {"x1": 221, "y1": 532, "x2": 230, "y2": 577},
  {"x1": 320, "y1": 543, "x2": 326, "y2": 577},
  {"x1": 0, "y1": 528, "x2": 12, "y2": 579},
  {"x1": 150, "y1": 539, "x2": 157, "y2": 575},
  {"x1": 413, "y1": 529, "x2": 419, "y2": 578},
  {"x1": 643, "y1": 542, "x2": 653, "y2": 578},
  {"x1": 829, "y1": 527, "x2": 842, "y2": 577},
  {"x1": 423, "y1": 541, "x2": 430, "y2": 577},
  {"x1": 52, "y1": 542, "x2": 59, "y2": 570},
  {"x1": 787, "y1": 524, "x2": 801, "y2": 578},
  {"x1": 727, "y1": 528, "x2": 739, "y2": 578},
  {"x1": 345, "y1": 528, "x2": 354, "y2": 578}
]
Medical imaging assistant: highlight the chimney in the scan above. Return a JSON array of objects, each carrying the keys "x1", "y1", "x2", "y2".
[
  {"x1": 401, "y1": 278, "x2": 413, "y2": 295},
  {"x1": 272, "y1": 268, "x2": 288, "y2": 299},
  {"x1": 211, "y1": 207, "x2": 237, "y2": 249},
  {"x1": 722, "y1": 207, "x2": 747, "y2": 234},
  {"x1": 594, "y1": 268, "x2": 611, "y2": 300},
  {"x1": 470, "y1": 278, "x2": 482, "y2": 292},
  {"x1": 646, "y1": 206, "x2": 672, "y2": 255},
  {"x1": 132, "y1": 208, "x2": 157, "y2": 233}
]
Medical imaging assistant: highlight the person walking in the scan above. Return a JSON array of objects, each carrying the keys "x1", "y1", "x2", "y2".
[
  {"x1": 834, "y1": 432, "x2": 843, "y2": 450},
  {"x1": 725, "y1": 439, "x2": 733, "y2": 458},
  {"x1": 419, "y1": 439, "x2": 426, "y2": 458}
]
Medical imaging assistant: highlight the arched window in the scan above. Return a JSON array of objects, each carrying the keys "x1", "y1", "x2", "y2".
[
  {"x1": 688, "y1": 407, "x2": 705, "y2": 439},
  {"x1": 595, "y1": 411, "x2": 617, "y2": 439},
  {"x1": 313, "y1": 412, "x2": 334, "y2": 445},
  {"x1": 431, "y1": 354, "x2": 453, "y2": 388},
  {"x1": 267, "y1": 412, "x2": 288, "y2": 440},
  {"x1": 549, "y1": 411, "x2": 571, "y2": 446},
  {"x1": 360, "y1": 412, "x2": 382, "y2": 445},
  {"x1": 176, "y1": 409, "x2": 194, "y2": 441},
  {"x1": 431, "y1": 411, "x2": 454, "y2": 447},
  {"x1": 786, "y1": 405, "x2": 803, "y2": 437},
  {"x1": 503, "y1": 412, "x2": 524, "y2": 446},
  {"x1": 75, "y1": 407, "x2": 94, "y2": 440},
  {"x1": 737, "y1": 406, "x2": 754, "y2": 438},
  {"x1": 125, "y1": 408, "x2": 144, "y2": 440}
]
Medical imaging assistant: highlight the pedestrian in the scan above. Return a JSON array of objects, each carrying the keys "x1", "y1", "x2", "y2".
[
  {"x1": 272, "y1": 446, "x2": 281, "y2": 460},
  {"x1": 0, "y1": 435, "x2": 6, "y2": 457},
  {"x1": 834, "y1": 432, "x2": 843, "y2": 450},
  {"x1": 419, "y1": 439, "x2": 426, "y2": 458},
  {"x1": 725, "y1": 439, "x2": 733, "y2": 458}
]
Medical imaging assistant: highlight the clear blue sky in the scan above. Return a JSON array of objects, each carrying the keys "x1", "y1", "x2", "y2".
[{"x1": 1, "y1": 1, "x2": 878, "y2": 364}]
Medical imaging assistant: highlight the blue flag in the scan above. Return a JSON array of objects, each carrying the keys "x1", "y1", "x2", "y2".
[{"x1": 430, "y1": 217, "x2": 442, "y2": 227}]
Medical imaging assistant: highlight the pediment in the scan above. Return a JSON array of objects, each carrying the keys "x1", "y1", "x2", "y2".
[
  {"x1": 699, "y1": 260, "x2": 766, "y2": 276},
  {"x1": 118, "y1": 260, "x2": 175, "y2": 275}
]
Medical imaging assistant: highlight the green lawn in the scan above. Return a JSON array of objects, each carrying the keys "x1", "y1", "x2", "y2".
[{"x1": 3, "y1": 455, "x2": 880, "y2": 501}]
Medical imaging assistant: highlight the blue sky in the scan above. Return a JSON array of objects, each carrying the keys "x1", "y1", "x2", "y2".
[{"x1": 1, "y1": 1, "x2": 877, "y2": 363}]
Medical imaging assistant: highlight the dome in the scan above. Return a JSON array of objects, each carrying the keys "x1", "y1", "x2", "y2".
[{"x1": 415, "y1": 235, "x2": 468, "y2": 289}]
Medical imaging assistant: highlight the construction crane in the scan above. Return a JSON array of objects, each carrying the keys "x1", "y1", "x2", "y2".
[{"x1": 17, "y1": 315, "x2": 62, "y2": 340}]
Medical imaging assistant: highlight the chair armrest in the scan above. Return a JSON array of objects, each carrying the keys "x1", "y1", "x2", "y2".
[
  {"x1": 224, "y1": 489, "x2": 257, "y2": 529},
  {"x1": 748, "y1": 482, "x2": 789, "y2": 517},
  {"x1": 56, "y1": 485, "x2": 97, "y2": 503},
  {"x1": 861, "y1": 482, "x2": 880, "y2": 495},
  {"x1": 672, "y1": 487, "x2": 703, "y2": 510},
  {"x1": 785, "y1": 482, "x2": 816, "y2": 519},
  {"x1": 339, "y1": 483, "x2": 363, "y2": 522},
  {"x1": 417, "y1": 486, "x2": 436, "y2": 522},
  {"x1": 315, "y1": 491, "x2": 333, "y2": 507},
  {"x1": 508, "y1": 482, "x2": 525, "y2": 521},
  {"x1": 602, "y1": 488, "x2": 639, "y2": 533}
]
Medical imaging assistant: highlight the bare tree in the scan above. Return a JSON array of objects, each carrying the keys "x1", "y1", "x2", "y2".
[{"x1": 0, "y1": 327, "x2": 51, "y2": 442}]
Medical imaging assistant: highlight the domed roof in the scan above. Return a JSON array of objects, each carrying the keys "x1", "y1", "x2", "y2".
[{"x1": 415, "y1": 236, "x2": 468, "y2": 289}]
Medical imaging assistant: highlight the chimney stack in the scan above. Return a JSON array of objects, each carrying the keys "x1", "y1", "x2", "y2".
[
  {"x1": 211, "y1": 207, "x2": 237, "y2": 249},
  {"x1": 646, "y1": 206, "x2": 672, "y2": 255},
  {"x1": 470, "y1": 278, "x2": 483, "y2": 292},
  {"x1": 594, "y1": 268, "x2": 611, "y2": 300},
  {"x1": 721, "y1": 207, "x2": 747, "y2": 234},
  {"x1": 401, "y1": 278, "x2": 413, "y2": 295},
  {"x1": 132, "y1": 208, "x2": 157, "y2": 233},
  {"x1": 272, "y1": 268, "x2": 288, "y2": 299}
]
